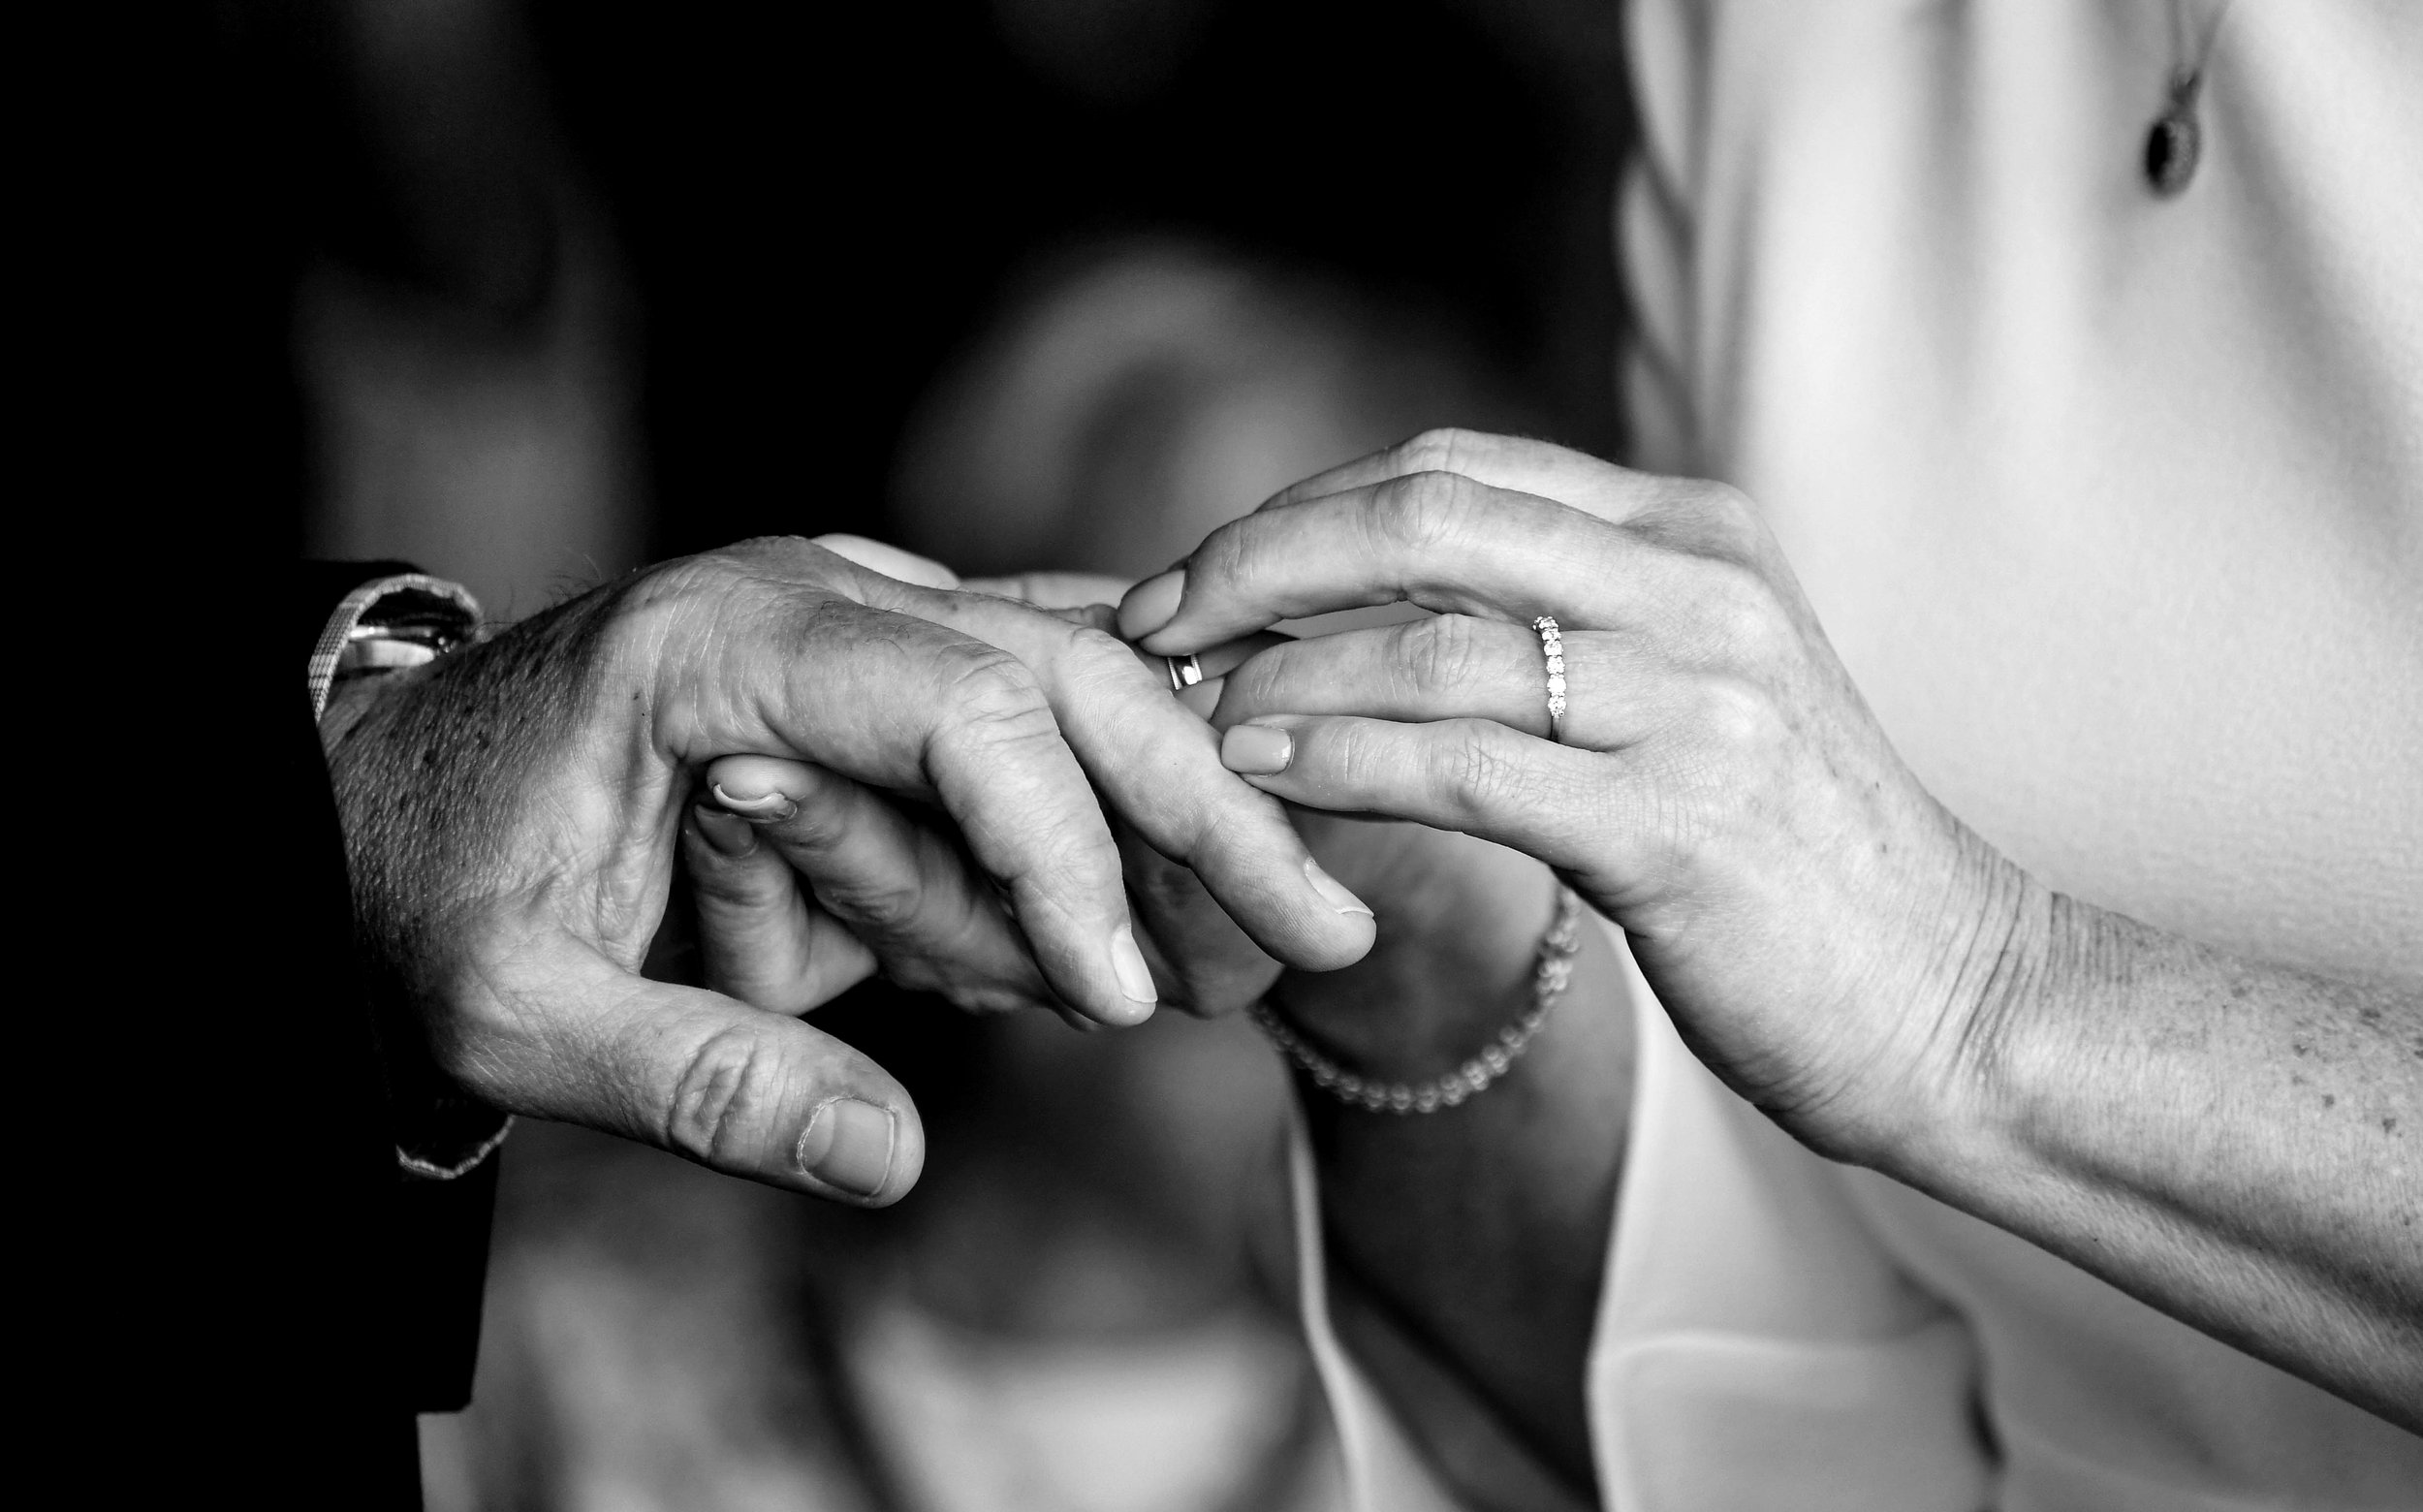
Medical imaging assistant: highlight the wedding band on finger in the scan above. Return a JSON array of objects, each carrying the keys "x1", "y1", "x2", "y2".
[
  {"x1": 1532, "y1": 616, "x2": 1567, "y2": 743},
  {"x1": 1165, "y1": 653, "x2": 1205, "y2": 694}
]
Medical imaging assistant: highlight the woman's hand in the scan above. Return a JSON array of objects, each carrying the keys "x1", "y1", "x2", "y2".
[
  {"x1": 1119, "y1": 428, "x2": 2020, "y2": 1166},
  {"x1": 1119, "y1": 428, "x2": 2423, "y2": 1433},
  {"x1": 975, "y1": 568, "x2": 1630, "y2": 1496}
]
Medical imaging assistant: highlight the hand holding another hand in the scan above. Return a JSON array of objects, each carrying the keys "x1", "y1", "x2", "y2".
[
  {"x1": 683, "y1": 559, "x2": 1557, "y2": 1041},
  {"x1": 1118, "y1": 428, "x2": 2033, "y2": 1167},
  {"x1": 322, "y1": 535, "x2": 1377, "y2": 1206},
  {"x1": 1120, "y1": 427, "x2": 2423, "y2": 1434}
]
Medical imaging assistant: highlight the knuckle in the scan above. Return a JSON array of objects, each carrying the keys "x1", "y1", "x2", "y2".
[
  {"x1": 1695, "y1": 675, "x2": 1785, "y2": 752},
  {"x1": 620, "y1": 541, "x2": 820, "y2": 635},
  {"x1": 1394, "y1": 426, "x2": 1482, "y2": 476},
  {"x1": 1395, "y1": 614, "x2": 1490, "y2": 696},
  {"x1": 997, "y1": 806, "x2": 1123, "y2": 903},
  {"x1": 1652, "y1": 480, "x2": 1765, "y2": 562},
  {"x1": 663, "y1": 1021, "x2": 788, "y2": 1167},
  {"x1": 1371, "y1": 469, "x2": 1479, "y2": 552},
  {"x1": 1315, "y1": 721, "x2": 1386, "y2": 794},
  {"x1": 1190, "y1": 517, "x2": 1264, "y2": 600},
  {"x1": 1063, "y1": 623, "x2": 1145, "y2": 684},
  {"x1": 713, "y1": 533, "x2": 823, "y2": 573},
  {"x1": 1691, "y1": 559, "x2": 1791, "y2": 661},
  {"x1": 1692, "y1": 480, "x2": 1756, "y2": 526},
  {"x1": 1432, "y1": 721, "x2": 1536, "y2": 819},
  {"x1": 936, "y1": 643, "x2": 1053, "y2": 734},
  {"x1": 817, "y1": 869, "x2": 927, "y2": 933}
]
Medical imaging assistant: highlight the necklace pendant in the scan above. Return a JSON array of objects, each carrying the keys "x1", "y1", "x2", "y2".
[{"x1": 2145, "y1": 74, "x2": 2203, "y2": 195}]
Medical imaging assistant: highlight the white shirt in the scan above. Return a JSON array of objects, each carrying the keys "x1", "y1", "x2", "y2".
[{"x1": 1303, "y1": 3, "x2": 2423, "y2": 1506}]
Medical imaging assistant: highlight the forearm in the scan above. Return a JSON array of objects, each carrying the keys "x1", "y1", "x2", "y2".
[
  {"x1": 1906, "y1": 888, "x2": 2423, "y2": 1430},
  {"x1": 1283, "y1": 868, "x2": 1631, "y2": 1497}
]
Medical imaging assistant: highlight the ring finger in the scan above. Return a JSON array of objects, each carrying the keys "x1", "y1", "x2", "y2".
[{"x1": 1207, "y1": 614, "x2": 1670, "y2": 751}]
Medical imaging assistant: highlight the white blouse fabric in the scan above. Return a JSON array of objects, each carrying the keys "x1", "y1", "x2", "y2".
[{"x1": 1296, "y1": 2, "x2": 2423, "y2": 1506}]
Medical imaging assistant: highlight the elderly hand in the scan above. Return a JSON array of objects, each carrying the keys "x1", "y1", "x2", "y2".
[
  {"x1": 681, "y1": 564, "x2": 1565, "y2": 1046},
  {"x1": 943, "y1": 569, "x2": 1572, "y2": 1059},
  {"x1": 321, "y1": 535, "x2": 1377, "y2": 1207},
  {"x1": 1116, "y1": 428, "x2": 2028, "y2": 1167},
  {"x1": 1112, "y1": 429, "x2": 2423, "y2": 1435},
  {"x1": 672, "y1": 558, "x2": 1301, "y2": 1024},
  {"x1": 675, "y1": 550, "x2": 1632, "y2": 1489}
]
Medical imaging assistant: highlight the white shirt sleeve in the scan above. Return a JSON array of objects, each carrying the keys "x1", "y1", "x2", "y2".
[{"x1": 1289, "y1": 919, "x2": 1992, "y2": 1512}]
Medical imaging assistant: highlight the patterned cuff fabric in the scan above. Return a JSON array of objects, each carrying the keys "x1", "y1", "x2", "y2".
[
  {"x1": 306, "y1": 572, "x2": 508, "y2": 1181},
  {"x1": 307, "y1": 573, "x2": 485, "y2": 720},
  {"x1": 397, "y1": 1107, "x2": 517, "y2": 1183}
]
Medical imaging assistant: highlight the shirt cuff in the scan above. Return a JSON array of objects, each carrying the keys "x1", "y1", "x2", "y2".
[
  {"x1": 306, "y1": 572, "x2": 507, "y2": 1181},
  {"x1": 306, "y1": 573, "x2": 483, "y2": 720}
]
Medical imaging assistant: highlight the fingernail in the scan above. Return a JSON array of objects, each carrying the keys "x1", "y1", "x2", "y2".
[
  {"x1": 709, "y1": 781, "x2": 798, "y2": 822},
  {"x1": 1221, "y1": 723, "x2": 1293, "y2": 775},
  {"x1": 693, "y1": 805, "x2": 758, "y2": 858},
  {"x1": 1117, "y1": 570, "x2": 1185, "y2": 642},
  {"x1": 1176, "y1": 674, "x2": 1224, "y2": 720},
  {"x1": 797, "y1": 1097, "x2": 897, "y2": 1198},
  {"x1": 1109, "y1": 922, "x2": 1159, "y2": 1004},
  {"x1": 1303, "y1": 858, "x2": 1374, "y2": 919}
]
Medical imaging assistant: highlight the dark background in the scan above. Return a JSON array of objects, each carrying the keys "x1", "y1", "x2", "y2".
[{"x1": 235, "y1": 4, "x2": 1634, "y2": 1502}]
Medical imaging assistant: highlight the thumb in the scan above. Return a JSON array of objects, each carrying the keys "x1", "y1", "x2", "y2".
[{"x1": 464, "y1": 939, "x2": 928, "y2": 1205}]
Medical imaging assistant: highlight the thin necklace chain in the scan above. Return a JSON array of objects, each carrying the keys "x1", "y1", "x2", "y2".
[{"x1": 2167, "y1": 0, "x2": 2239, "y2": 95}]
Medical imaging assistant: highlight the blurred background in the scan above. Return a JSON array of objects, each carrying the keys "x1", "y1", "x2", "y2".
[{"x1": 241, "y1": 2, "x2": 1630, "y2": 1505}]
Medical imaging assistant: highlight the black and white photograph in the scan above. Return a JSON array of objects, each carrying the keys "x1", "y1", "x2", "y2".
[{"x1": 221, "y1": 0, "x2": 2418, "y2": 1506}]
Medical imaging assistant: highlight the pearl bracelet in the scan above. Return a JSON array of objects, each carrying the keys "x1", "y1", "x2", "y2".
[{"x1": 1249, "y1": 886, "x2": 1588, "y2": 1114}]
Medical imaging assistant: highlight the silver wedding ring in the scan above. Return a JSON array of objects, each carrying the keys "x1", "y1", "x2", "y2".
[
  {"x1": 1533, "y1": 616, "x2": 1567, "y2": 742},
  {"x1": 1165, "y1": 653, "x2": 1205, "y2": 694}
]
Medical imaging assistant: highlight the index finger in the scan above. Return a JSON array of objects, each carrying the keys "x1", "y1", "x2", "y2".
[
  {"x1": 1115, "y1": 471, "x2": 1630, "y2": 653},
  {"x1": 1260, "y1": 426, "x2": 1625, "y2": 516}
]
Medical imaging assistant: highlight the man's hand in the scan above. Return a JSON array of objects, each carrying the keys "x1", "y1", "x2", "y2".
[
  {"x1": 668, "y1": 564, "x2": 1330, "y2": 1024},
  {"x1": 321, "y1": 536, "x2": 1377, "y2": 1205}
]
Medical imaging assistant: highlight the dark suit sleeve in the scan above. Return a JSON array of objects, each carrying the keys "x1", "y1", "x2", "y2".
[{"x1": 299, "y1": 560, "x2": 498, "y2": 1415}]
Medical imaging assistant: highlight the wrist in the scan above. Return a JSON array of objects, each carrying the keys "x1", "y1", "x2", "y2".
[
  {"x1": 1855, "y1": 843, "x2": 2067, "y2": 1180},
  {"x1": 318, "y1": 659, "x2": 422, "y2": 752},
  {"x1": 1936, "y1": 884, "x2": 2125, "y2": 1166}
]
